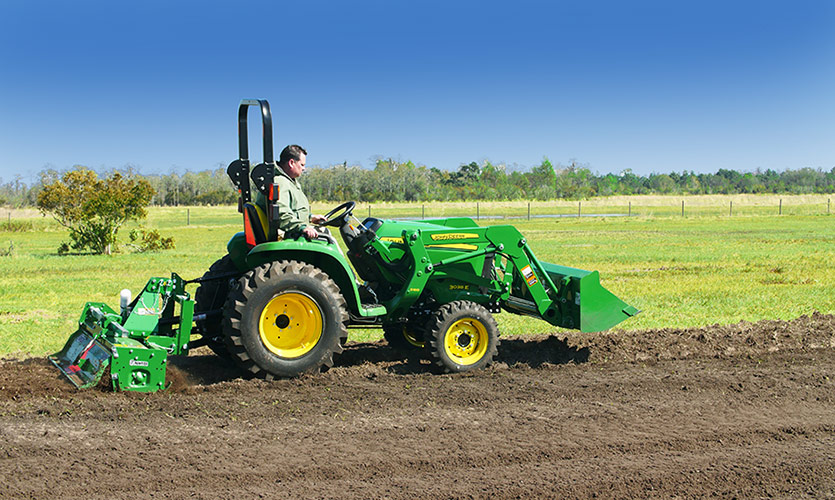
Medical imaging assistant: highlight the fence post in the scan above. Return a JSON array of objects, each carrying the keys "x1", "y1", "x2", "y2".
[
  {"x1": 527, "y1": 202, "x2": 530, "y2": 220},
  {"x1": 828, "y1": 198, "x2": 831, "y2": 215},
  {"x1": 578, "y1": 201, "x2": 581, "y2": 218},
  {"x1": 422, "y1": 204, "x2": 425, "y2": 219},
  {"x1": 729, "y1": 201, "x2": 732, "y2": 217},
  {"x1": 681, "y1": 200, "x2": 685, "y2": 217},
  {"x1": 628, "y1": 201, "x2": 631, "y2": 217},
  {"x1": 187, "y1": 208, "x2": 190, "y2": 226},
  {"x1": 368, "y1": 205, "x2": 371, "y2": 218},
  {"x1": 779, "y1": 199, "x2": 782, "y2": 215}
]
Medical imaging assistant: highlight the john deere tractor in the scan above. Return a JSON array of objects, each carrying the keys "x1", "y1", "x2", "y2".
[{"x1": 50, "y1": 99, "x2": 637, "y2": 392}]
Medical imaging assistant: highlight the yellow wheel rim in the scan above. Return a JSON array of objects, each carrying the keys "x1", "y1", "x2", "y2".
[
  {"x1": 403, "y1": 326, "x2": 425, "y2": 348},
  {"x1": 443, "y1": 318, "x2": 488, "y2": 365},
  {"x1": 259, "y1": 292, "x2": 323, "y2": 359}
]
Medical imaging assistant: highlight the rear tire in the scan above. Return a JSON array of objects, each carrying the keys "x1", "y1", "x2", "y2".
[
  {"x1": 223, "y1": 260, "x2": 348, "y2": 379},
  {"x1": 425, "y1": 301, "x2": 499, "y2": 373},
  {"x1": 194, "y1": 255, "x2": 239, "y2": 359}
]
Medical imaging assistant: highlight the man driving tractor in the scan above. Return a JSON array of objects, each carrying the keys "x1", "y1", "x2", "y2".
[{"x1": 256, "y1": 144, "x2": 325, "y2": 239}]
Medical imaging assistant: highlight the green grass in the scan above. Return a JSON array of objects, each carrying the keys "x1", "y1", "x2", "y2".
[{"x1": 1, "y1": 200, "x2": 833, "y2": 356}]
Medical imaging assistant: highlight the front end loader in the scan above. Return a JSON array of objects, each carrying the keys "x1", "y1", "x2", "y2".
[{"x1": 50, "y1": 99, "x2": 638, "y2": 391}]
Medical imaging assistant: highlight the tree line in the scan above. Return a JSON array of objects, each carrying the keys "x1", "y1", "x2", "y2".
[{"x1": 2, "y1": 159, "x2": 834, "y2": 207}]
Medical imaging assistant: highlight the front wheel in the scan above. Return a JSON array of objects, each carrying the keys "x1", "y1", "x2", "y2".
[
  {"x1": 223, "y1": 260, "x2": 348, "y2": 379},
  {"x1": 425, "y1": 301, "x2": 499, "y2": 373}
]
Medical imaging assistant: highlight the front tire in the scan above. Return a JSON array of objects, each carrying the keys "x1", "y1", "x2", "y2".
[
  {"x1": 223, "y1": 260, "x2": 348, "y2": 379},
  {"x1": 425, "y1": 301, "x2": 499, "y2": 373}
]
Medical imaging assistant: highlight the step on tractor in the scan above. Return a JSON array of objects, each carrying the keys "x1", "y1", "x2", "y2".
[{"x1": 50, "y1": 99, "x2": 638, "y2": 392}]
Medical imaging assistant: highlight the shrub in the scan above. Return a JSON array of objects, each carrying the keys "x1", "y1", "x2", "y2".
[
  {"x1": 37, "y1": 168, "x2": 154, "y2": 255},
  {"x1": 0, "y1": 220, "x2": 33, "y2": 232},
  {"x1": 128, "y1": 228, "x2": 175, "y2": 252}
]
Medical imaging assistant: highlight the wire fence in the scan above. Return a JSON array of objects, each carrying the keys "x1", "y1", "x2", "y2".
[
  {"x1": 2, "y1": 195, "x2": 833, "y2": 231},
  {"x1": 355, "y1": 195, "x2": 834, "y2": 221}
]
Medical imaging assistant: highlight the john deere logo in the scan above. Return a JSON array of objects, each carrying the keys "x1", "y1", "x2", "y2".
[{"x1": 430, "y1": 233, "x2": 479, "y2": 241}]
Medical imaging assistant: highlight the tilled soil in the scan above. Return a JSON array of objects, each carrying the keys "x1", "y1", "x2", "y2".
[{"x1": 1, "y1": 313, "x2": 834, "y2": 499}]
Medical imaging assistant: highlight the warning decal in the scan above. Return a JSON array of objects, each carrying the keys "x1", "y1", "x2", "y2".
[{"x1": 520, "y1": 265, "x2": 538, "y2": 286}]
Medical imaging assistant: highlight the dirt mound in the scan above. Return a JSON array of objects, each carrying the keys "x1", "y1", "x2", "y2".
[
  {"x1": 570, "y1": 311, "x2": 835, "y2": 363},
  {"x1": 5, "y1": 313, "x2": 831, "y2": 397},
  {"x1": 1, "y1": 314, "x2": 833, "y2": 499}
]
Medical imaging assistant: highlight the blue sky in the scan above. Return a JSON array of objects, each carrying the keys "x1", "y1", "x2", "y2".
[{"x1": 1, "y1": 0, "x2": 834, "y2": 183}]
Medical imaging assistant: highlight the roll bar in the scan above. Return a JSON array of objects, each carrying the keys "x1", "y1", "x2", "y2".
[{"x1": 227, "y1": 99, "x2": 281, "y2": 242}]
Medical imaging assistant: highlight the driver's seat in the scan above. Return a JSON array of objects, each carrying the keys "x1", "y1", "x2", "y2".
[{"x1": 243, "y1": 202, "x2": 273, "y2": 246}]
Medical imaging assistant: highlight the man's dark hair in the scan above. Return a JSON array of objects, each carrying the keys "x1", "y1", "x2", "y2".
[{"x1": 279, "y1": 144, "x2": 307, "y2": 165}]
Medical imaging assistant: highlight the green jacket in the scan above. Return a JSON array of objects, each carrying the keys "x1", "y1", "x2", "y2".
[{"x1": 256, "y1": 167, "x2": 311, "y2": 238}]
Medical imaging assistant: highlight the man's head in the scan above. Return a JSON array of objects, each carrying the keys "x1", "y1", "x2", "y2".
[{"x1": 279, "y1": 144, "x2": 307, "y2": 179}]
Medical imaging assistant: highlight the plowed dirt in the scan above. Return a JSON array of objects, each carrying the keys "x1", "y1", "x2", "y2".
[{"x1": 2, "y1": 313, "x2": 834, "y2": 499}]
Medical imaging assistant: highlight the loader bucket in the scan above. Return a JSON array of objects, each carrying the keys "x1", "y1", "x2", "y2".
[{"x1": 540, "y1": 262, "x2": 639, "y2": 333}]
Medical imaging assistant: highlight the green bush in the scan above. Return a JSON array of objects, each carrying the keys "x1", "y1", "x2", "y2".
[
  {"x1": 128, "y1": 228, "x2": 175, "y2": 252},
  {"x1": 37, "y1": 168, "x2": 154, "y2": 255},
  {"x1": 0, "y1": 220, "x2": 33, "y2": 232}
]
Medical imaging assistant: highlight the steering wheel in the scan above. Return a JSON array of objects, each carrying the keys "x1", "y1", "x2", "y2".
[{"x1": 319, "y1": 201, "x2": 356, "y2": 227}]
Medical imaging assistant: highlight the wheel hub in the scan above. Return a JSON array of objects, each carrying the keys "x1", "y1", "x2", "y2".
[
  {"x1": 259, "y1": 291, "x2": 323, "y2": 359},
  {"x1": 274, "y1": 314, "x2": 290, "y2": 329},
  {"x1": 444, "y1": 318, "x2": 488, "y2": 365}
]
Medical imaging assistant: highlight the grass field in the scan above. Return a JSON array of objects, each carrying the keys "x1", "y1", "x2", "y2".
[{"x1": 1, "y1": 195, "x2": 833, "y2": 357}]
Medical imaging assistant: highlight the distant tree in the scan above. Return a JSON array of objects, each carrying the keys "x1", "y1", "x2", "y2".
[
  {"x1": 782, "y1": 167, "x2": 821, "y2": 193},
  {"x1": 649, "y1": 173, "x2": 676, "y2": 194},
  {"x1": 454, "y1": 162, "x2": 481, "y2": 187},
  {"x1": 554, "y1": 161, "x2": 594, "y2": 199},
  {"x1": 617, "y1": 169, "x2": 648, "y2": 195},
  {"x1": 37, "y1": 168, "x2": 155, "y2": 255},
  {"x1": 595, "y1": 173, "x2": 619, "y2": 196},
  {"x1": 528, "y1": 158, "x2": 557, "y2": 195}
]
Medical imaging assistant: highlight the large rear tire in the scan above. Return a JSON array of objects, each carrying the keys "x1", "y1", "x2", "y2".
[
  {"x1": 425, "y1": 301, "x2": 499, "y2": 373},
  {"x1": 223, "y1": 260, "x2": 348, "y2": 379},
  {"x1": 194, "y1": 255, "x2": 239, "y2": 359}
]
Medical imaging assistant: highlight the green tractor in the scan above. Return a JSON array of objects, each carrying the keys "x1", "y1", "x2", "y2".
[{"x1": 49, "y1": 99, "x2": 638, "y2": 392}]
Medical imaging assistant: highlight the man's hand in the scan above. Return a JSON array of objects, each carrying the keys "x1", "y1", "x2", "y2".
[
  {"x1": 310, "y1": 214, "x2": 326, "y2": 225},
  {"x1": 302, "y1": 226, "x2": 319, "y2": 239}
]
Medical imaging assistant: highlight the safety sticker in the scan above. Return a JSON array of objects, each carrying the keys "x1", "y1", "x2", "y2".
[{"x1": 520, "y1": 265, "x2": 538, "y2": 286}]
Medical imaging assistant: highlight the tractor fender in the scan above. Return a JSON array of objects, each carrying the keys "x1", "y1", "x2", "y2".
[{"x1": 227, "y1": 232, "x2": 363, "y2": 316}]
